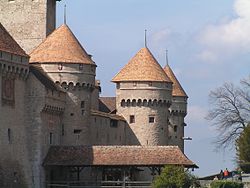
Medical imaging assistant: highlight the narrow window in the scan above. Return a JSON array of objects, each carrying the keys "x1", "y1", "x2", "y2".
[
  {"x1": 149, "y1": 116, "x2": 155, "y2": 123},
  {"x1": 116, "y1": 83, "x2": 120, "y2": 89},
  {"x1": 129, "y1": 115, "x2": 135, "y2": 123},
  {"x1": 7, "y1": 128, "x2": 11, "y2": 144},
  {"x1": 149, "y1": 82, "x2": 152, "y2": 86},
  {"x1": 174, "y1": 125, "x2": 178, "y2": 132},
  {"x1": 133, "y1": 82, "x2": 137, "y2": 86},
  {"x1": 0, "y1": 51, "x2": 3, "y2": 58},
  {"x1": 81, "y1": 101, "x2": 85, "y2": 108},
  {"x1": 61, "y1": 124, "x2": 65, "y2": 136},
  {"x1": 58, "y1": 63, "x2": 63, "y2": 70},
  {"x1": 81, "y1": 109, "x2": 85, "y2": 115},
  {"x1": 49, "y1": 133, "x2": 53, "y2": 145}
]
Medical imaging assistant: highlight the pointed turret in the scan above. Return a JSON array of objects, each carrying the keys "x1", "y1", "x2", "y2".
[
  {"x1": 114, "y1": 47, "x2": 172, "y2": 146},
  {"x1": 112, "y1": 47, "x2": 171, "y2": 83},
  {"x1": 163, "y1": 64, "x2": 187, "y2": 152},
  {"x1": 30, "y1": 24, "x2": 95, "y2": 65},
  {"x1": 164, "y1": 65, "x2": 187, "y2": 98},
  {"x1": 29, "y1": 24, "x2": 97, "y2": 146}
]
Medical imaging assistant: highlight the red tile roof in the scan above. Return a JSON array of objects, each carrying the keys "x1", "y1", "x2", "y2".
[
  {"x1": 0, "y1": 23, "x2": 28, "y2": 57},
  {"x1": 112, "y1": 48, "x2": 171, "y2": 83},
  {"x1": 29, "y1": 24, "x2": 95, "y2": 65},
  {"x1": 164, "y1": 65, "x2": 188, "y2": 97},
  {"x1": 43, "y1": 146, "x2": 197, "y2": 168}
]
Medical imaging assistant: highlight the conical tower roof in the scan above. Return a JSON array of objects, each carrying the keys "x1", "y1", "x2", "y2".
[
  {"x1": 29, "y1": 24, "x2": 95, "y2": 65},
  {"x1": 164, "y1": 65, "x2": 188, "y2": 97},
  {"x1": 0, "y1": 23, "x2": 28, "y2": 57},
  {"x1": 112, "y1": 47, "x2": 171, "y2": 82}
]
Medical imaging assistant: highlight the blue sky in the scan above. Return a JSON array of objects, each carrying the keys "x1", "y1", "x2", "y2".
[{"x1": 56, "y1": 0, "x2": 249, "y2": 176}]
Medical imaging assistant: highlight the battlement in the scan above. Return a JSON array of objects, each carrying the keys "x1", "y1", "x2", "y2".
[
  {"x1": 55, "y1": 81, "x2": 95, "y2": 91},
  {"x1": 120, "y1": 98, "x2": 171, "y2": 108},
  {"x1": 0, "y1": 52, "x2": 29, "y2": 79}
]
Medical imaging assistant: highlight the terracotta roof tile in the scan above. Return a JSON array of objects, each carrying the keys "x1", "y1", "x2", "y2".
[
  {"x1": 99, "y1": 97, "x2": 116, "y2": 113},
  {"x1": 43, "y1": 145, "x2": 197, "y2": 168},
  {"x1": 112, "y1": 47, "x2": 171, "y2": 82},
  {"x1": 29, "y1": 24, "x2": 95, "y2": 65},
  {"x1": 164, "y1": 65, "x2": 188, "y2": 97},
  {"x1": 0, "y1": 23, "x2": 28, "y2": 57}
]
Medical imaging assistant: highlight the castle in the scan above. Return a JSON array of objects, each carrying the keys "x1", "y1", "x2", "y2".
[{"x1": 0, "y1": 0, "x2": 196, "y2": 187}]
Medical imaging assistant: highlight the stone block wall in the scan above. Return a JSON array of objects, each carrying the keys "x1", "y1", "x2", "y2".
[{"x1": 0, "y1": 0, "x2": 57, "y2": 53}]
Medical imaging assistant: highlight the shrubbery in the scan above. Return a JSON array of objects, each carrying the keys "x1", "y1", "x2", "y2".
[
  {"x1": 152, "y1": 165, "x2": 198, "y2": 188},
  {"x1": 210, "y1": 180, "x2": 243, "y2": 188}
]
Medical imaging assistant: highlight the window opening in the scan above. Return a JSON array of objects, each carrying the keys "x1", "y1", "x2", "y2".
[{"x1": 129, "y1": 115, "x2": 135, "y2": 123}]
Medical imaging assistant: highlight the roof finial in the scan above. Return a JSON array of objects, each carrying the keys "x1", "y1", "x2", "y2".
[
  {"x1": 144, "y1": 29, "x2": 147, "y2": 48},
  {"x1": 64, "y1": 4, "x2": 67, "y2": 24},
  {"x1": 166, "y1": 49, "x2": 169, "y2": 66}
]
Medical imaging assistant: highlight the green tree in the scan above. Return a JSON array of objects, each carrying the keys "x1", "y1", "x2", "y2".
[
  {"x1": 236, "y1": 123, "x2": 250, "y2": 172},
  {"x1": 206, "y1": 76, "x2": 250, "y2": 149},
  {"x1": 152, "y1": 165, "x2": 197, "y2": 188}
]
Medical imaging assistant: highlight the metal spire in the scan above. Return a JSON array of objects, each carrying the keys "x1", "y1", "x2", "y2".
[
  {"x1": 64, "y1": 4, "x2": 67, "y2": 24},
  {"x1": 166, "y1": 49, "x2": 169, "y2": 66},
  {"x1": 144, "y1": 29, "x2": 147, "y2": 48}
]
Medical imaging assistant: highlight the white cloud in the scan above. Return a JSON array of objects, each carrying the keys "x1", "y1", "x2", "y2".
[
  {"x1": 197, "y1": 0, "x2": 250, "y2": 62},
  {"x1": 196, "y1": 50, "x2": 218, "y2": 63}
]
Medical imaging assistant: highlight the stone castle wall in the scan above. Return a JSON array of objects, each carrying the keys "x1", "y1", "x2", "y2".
[
  {"x1": 168, "y1": 96, "x2": 187, "y2": 152},
  {"x1": 116, "y1": 82, "x2": 172, "y2": 146},
  {"x1": 0, "y1": 0, "x2": 57, "y2": 53},
  {"x1": 40, "y1": 63, "x2": 96, "y2": 145}
]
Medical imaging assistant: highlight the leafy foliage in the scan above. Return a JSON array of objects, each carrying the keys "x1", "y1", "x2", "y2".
[
  {"x1": 206, "y1": 76, "x2": 250, "y2": 149},
  {"x1": 210, "y1": 181, "x2": 243, "y2": 188},
  {"x1": 236, "y1": 124, "x2": 250, "y2": 172},
  {"x1": 152, "y1": 165, "x2": 198, "y2": 188}
]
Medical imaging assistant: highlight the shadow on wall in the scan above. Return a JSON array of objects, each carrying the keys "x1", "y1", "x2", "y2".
[
  {"x1": 124, "y1": 121, "x2": 140, "y2": 145},
  {"x1": 0, "y1": 159, "x2": 27, "y2": 188}
]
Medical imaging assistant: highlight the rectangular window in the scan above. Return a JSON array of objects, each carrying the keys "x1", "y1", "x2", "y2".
[
  {"x1": 110, "y1": 120, "x2": 118, "y2": 127},
  {"x1": 130, "y1": 115, "x2": 135, "y2": 123},
  {"x1": 149, "y1": 116, "x2": 155, "y2": 123},
  {"x1": 79, "y1": 64, "x2": 83, "y2": 70},
  {"x1": 81, "y1": 101, "x2": 85, "y2": 108},
  {"x1": 74, "y1": 129, "x2": 82, "y2": 134},
  {"x1": 49, "y1": 133, "x2": 53, "y2": 145},
  {"x1": 61, "y1": 124, "x2": 64, "y2": 136}
]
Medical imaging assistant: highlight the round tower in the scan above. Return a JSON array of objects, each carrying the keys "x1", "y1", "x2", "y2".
[
  {"x1": 30, "y1": 24, "x2": 96, "y2": 145},
  {"x1": 112, "y1": 47, "x2": 172, "y2": 146},
  {"x1": 164, "y1": 64, "x2": 188, "y2": 152}
]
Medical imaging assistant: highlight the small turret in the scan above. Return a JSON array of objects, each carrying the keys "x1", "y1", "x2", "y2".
[
  {"x1": 113, "y1": 47, "x2": 172, "y2": 146},
  {"x1": 164, "y1": 64, "x2": 188, "y2": 152},
  {"x1": 30, "y1": 24, "x2": 96, "y2": 145}
]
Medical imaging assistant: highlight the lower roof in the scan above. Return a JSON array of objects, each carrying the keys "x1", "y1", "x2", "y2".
[{"x1": 43, "y1": 145, "x2": 198, "y2": 168}]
